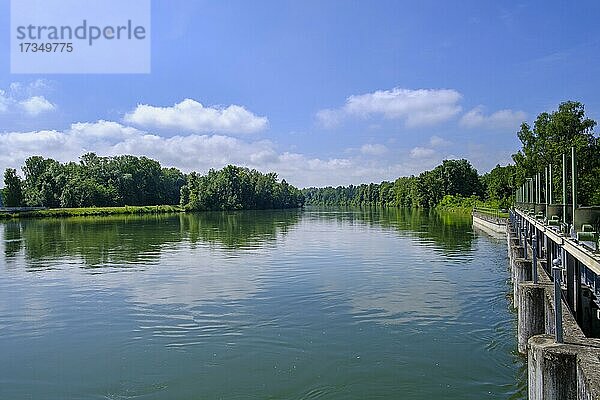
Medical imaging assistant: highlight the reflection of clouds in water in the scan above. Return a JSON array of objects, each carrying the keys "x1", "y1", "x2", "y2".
[
  {"x1": 0, "y1": 243, "x2": 272, "y2": 346},
  {"x1": 285, "y1": 221, "x2": 464, "y2": 325},
  {"x1": 0, "y1": 242, "x2": 271, "y2": 339},
  {"x1": 50, "y1": 242, "x2": 272, "y2": 307},
  {"x1": 0, "y1": 225, "x2": 56, "y2": 329},
  {"x1": 125, "y1": 245, "x2": 269, "y2": 306},
  {"x1": 1, "y1": 210, "x2": 468, "y2": 335},
  {"x1": 0, "y1": 227, "x2": 4, "y2": 256},
  {"x1": 0, "y1": 277, "x2": 68, "y2": 335}
]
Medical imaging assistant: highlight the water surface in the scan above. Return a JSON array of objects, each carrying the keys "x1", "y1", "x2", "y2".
[{"x1": 0, "y1": 208, "x2": 525, "y2": 399}]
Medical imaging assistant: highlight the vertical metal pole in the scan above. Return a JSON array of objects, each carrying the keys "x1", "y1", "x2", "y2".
[
  {"x1": 531, "y1": 178, "x2": 534, "y2": 209},
  {"x1": 545, "y1": 232, "x2": 548, "y2": 271},
  {"x1": 533, "y1": 237, "x2": 538, "y2": 284},
  {"x1": 524, "y1": 221, "x2": 528, "y2": 259},
  {"x1": 535, "y1": 174, "x2": 538, "y2": 207},
  {"x1": 519, "y1": 186, "x2": 524, "y2": 203},
  {"x1": 562, "y1": 153, "x2": 567, "y2": 224},
  {"x1": 545, "y1": 167, "x2": 549, "y2": 217},
  {"x1": 532, "y1": 178, "x2": 535, "y2": 207},
  {"x1": 518, "y1": 217, "x2": 522, "y2": 246},
  {"x1": 549, "y1": 164, "x2": 553, "y2": 205},
  {"x1": 553, "y1": 254, "x2": 564, "y2": 343},
  {"x1": 537, "y1": 173, "x2": 541, "y2": 204},
  {"x1": 571, "y1": 147, "x2": 577, "y2": 235}
]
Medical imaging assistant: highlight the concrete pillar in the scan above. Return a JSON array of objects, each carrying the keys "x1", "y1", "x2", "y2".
[
  {"x1": 580, "y1": 286, "x2": 594, "y2": 337},
  {"x1": 518, "y1": 282, "x2": 547, "y2": 354},
  {"x1": 577, "y1": 349, "x2": 600, "y2": 400},
  {"x1": 511, "y1": 245, "x2": 524, "y2": 261},
  {"x1": 539, "y1": 260, "x2": 548, "y2": 277},
  {"x1": 528, "y1": 335, "x2": 577, "y2": 400},
  {"x1": 513, "y1": 258, "x2": 532, "y2": 307}
]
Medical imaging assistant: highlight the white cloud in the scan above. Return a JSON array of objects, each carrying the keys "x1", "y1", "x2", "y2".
[
  {"x1": 0, "y1": 81, "x2": 56, "y2": 117},
  {"x1": 317, "y1": 88, "x2": 463, "y2": 128},
  {"x1": 19, "y1": 96, "x2": 56, "y2": 116},
  {"x1": 410, "y1": 146, "x2": 436, "y2": 159},
  {"x1": 0, "y1": 90, "x2": 9, "y2": 112},
  {"x1": 460, "y1": 106, "x2": 526, "y2": 129},
  {"x1": 0, "y1": 119, "x2": 456, "y2": 188},
  {"x1": 10, "y1": 79, "x2": 52, "y2": 97},
  {"x1": 429, "y1": 135, "x2": 451, "y2": 147},
  {"x1": 360, "y1": 143, "x2": 388, "y2": 156},
  {"x1": 124, "y1": 98, "x2": 269, "y2": 134},
  {"x1": 315, "y1": 108, "x2": 342, "y2": 129}
]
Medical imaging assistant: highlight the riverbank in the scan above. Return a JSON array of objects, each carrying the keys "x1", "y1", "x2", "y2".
[{"x1": 0, "y1": 205, "x2": 184, "y2": 219}]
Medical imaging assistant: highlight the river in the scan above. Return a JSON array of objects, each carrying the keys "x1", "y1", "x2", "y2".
[{"x1": 0, "y1": 208, "x2": 526, "y2": 399}]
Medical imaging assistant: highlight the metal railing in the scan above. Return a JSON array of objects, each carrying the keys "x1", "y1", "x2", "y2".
[
  {"x1": 510, "y1": 207, "x2": 600, "y2": 342},
  {"x1": 514, "y1": 146, "x2": 600, "y2": 253},
  {"x1": 473, "y1": 206, "x2": 508, "y2": 225}
]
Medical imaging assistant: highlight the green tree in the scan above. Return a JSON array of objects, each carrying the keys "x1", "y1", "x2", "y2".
[
  {"x1": 3, "y1": 168, "x2": 24, "y2": 207},
  {"x1": 181, "y1": 165, "x2": 304, "y2": 211},
  {"x1": 481, "y1": 164, "x2": 515, "y2": 208},
  {"x1": 512, "y1": 101, "x2": 599, "y2": 205}
]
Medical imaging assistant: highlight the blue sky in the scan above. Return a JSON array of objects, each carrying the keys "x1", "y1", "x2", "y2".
[{"x1": 1, "y1": 0, "x2": 599, "y2": 187}]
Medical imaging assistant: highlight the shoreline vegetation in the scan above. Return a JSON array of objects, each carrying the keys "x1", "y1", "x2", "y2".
[
  {"x1": 0, "y1": 205, "x2": 184, "y2": 220},
  {"x1": 2, "y1": 102, "x2": 599, "y2": 220},
  {"x1": 303, "y1": 101, "x2": 600, "y2": 211},
  {"x1": 0, "y1": 203, "x2": 475, "y2": 221},
  {"x1": 1, "y1": 155, "x2": 304, "y2": 216}
]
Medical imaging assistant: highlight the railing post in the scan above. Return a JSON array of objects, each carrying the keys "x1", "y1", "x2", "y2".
[
  {"x1": 524, "y1": 223, "x2": 528, "y2": 259},
  {"x1": 562, "y1": 153, "x2": 567, "y2": 224},
  {"x1": 571, "y1": 147, "x2": 577, "y2": 238},
  {"x1": 545, "y1": 167, "x2": 549, "y2": 218},
  {"x1": 549, "y1": 164, "x2": 553, "y2": 205},
  {"x1": 552, "y1": 255, "x2": 564, "y2": 343},
  {"x1": 533, "y1": 237, "x2": 538, "y2": 284}
]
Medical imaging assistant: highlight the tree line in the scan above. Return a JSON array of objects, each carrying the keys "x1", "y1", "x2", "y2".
[
  {"x1": 304, "y1": 101, "x2": 599, "y2": 209},
  {"x1": 1, "y1": 154, "x2": 304, "y2": 211},
  {"x1": 180, "y1": 165, "x2": 304, "y2": 211},
  {"x1": 3, "y1": 101, "x2": 598, "y2": 211},
  {"x1": 512, "y1": 101, "x2": 600, "y2": 205},
  {"x1": 302, "y1": 158, "x2": 506, "y2": 208}
]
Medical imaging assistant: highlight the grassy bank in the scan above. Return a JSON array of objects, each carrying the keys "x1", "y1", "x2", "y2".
[
  {"x1": 435, "y1": 194, "x2": 509, "y2": 217},
  {"x1": 0, "y1": 205, "x2": 183, "y2": 220}
]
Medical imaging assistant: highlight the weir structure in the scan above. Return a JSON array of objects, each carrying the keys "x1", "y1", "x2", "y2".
[{"x1": 506, "y1": 147, "x2": 600, "y2": 399}]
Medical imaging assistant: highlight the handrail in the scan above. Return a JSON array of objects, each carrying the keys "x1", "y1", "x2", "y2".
[{"x1": 514, "y1": 208, "x2": 600, "y2": 275}]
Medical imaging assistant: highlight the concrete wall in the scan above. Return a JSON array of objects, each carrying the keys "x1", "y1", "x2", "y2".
[
  {"x1": 507, "y1": 218, "x2": 600, "y2": 399},
  {"x1": 472, "y1": 213, "x2": 507, "y2": 234}
]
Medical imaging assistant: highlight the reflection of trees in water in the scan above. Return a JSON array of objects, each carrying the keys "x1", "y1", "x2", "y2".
[
  {"x1": 1, "y1": 210, "x2": 302, "y2": 268},
  {"x1": 13, "y1": 215, "x2": 184, "y2": 267},
  {"x1": 3, "y1": 221, "x2": 23, "y2": 258},
  {"x1": 1, "y1": 208, "x2": 468, "y2": 268},
  {"x1": 181, "y1": 209, "x2": 301, "y2": 249},
  {"x1": 305, "y1": 207, "x2": 474, "y2": 250}
]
